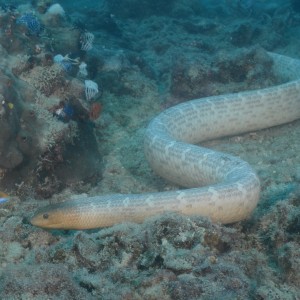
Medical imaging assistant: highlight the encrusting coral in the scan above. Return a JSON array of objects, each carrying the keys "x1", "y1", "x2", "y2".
[{"x1": 0, "y1": 5, "x2": 102, "y2": 197}]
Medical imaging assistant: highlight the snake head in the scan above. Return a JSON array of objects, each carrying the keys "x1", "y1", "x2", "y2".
[{"x1": 30, "y1": 202, "x2": 76, "y2": 229}]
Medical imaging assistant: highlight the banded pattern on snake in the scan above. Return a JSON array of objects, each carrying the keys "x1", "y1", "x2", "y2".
[{"x1": 31, "y1": 53, "x2": 300, "y2": 229}]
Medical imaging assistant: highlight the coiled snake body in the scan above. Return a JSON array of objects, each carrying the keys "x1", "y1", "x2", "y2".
[{"x1": 31, "y1": 53, "x2": 300, "y2": 229}]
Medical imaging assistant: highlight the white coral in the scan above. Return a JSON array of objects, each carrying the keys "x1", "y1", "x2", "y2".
[
  {"x1": 78, "y1": 62, "x2": 88, "y2": 78},
  {"x1": 80, "y1": 32, "x2": 94, "y2": 51},
  {"x1": 46, "y1": 3, "x2": 65, "y2": 16},
  {"x1": 84, "y1": 80, "x2": 99, "y2": 101}
]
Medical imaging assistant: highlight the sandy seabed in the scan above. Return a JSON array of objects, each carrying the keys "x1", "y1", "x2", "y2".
[{"x1": 0, "y1": 0, "x2": 299, "y2": 299}]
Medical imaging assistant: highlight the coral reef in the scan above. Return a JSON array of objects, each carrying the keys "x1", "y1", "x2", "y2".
[
  {"x1": 0, "y1": 201, "x2": 299, "y2": 298},
  {"x1": 1, "y1": 264, "x2": 91, "y2": 299},
  {"x1": 0, "y1": 0, "x2": 299, "y2": 299},
  {"x1": 170, "y1": 46, "x2": 275, "y2": 100},
  {"x1": 21, "y1": 64, "x2": 65, "y2": 96},
  {"x1": 0, "y1": 5, "x2": 101, "y2": 197}
]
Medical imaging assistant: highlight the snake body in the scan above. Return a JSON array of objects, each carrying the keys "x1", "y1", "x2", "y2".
[{"x1": 31, "y1": 53, "x2": 300, "y2": 229}]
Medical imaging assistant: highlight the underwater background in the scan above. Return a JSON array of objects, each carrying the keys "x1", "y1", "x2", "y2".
[{"x1": 0, "y1": 0, "x2": 299, "y2": 299}]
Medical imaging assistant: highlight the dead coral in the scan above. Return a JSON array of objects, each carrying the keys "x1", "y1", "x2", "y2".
[
  {"x1": 170, "y1": 47, "x2": 276, "y2": 101},
  {"x1": 24, "y1": 214, "x2": 264, "y2": 299},
  {"x1": 0, "y1": 264, "x2": 91, "y2": 300},
  {"x1": 257, "y1": 193, "x2": 300, "y2": 287},
  {"x1": 20, "y1": 64, "x2": 65, "y2": 97}
]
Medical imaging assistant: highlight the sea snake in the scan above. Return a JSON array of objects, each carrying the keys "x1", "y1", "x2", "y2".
[{"x1": 31, "y1": 52, "x2": 300, "y2": 230}]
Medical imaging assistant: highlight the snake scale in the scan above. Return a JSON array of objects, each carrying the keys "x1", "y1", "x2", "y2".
[{"x1": 31, "y1": 52, "x2": 300, "y2": 229}]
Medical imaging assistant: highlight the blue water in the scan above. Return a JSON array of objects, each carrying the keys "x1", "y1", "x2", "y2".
[{"x1": 0, "y1": 0, "x2": 299, "y2": 299}]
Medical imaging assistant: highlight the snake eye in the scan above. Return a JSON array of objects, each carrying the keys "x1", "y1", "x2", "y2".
[{"x1": 43, "y1": 213, "x2": 49, "y2": 219}]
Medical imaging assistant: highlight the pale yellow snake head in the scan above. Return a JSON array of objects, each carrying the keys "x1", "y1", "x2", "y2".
[{"x1": 31, "y1": 202, "x2": 80, "y2": 229}]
